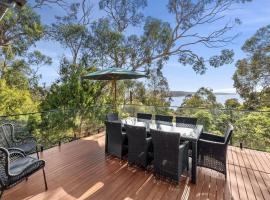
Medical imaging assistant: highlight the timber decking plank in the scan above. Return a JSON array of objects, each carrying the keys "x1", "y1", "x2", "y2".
[
  {"x1": 3, "y1": 133, "x2": 270, "y2": 200},
  {"x1": 200, "y1": 168, "x2": 211, "y2": 200}
]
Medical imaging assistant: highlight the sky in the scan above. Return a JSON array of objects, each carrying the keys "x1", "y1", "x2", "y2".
[{"x1": 32, "y1": 0, "x2": 270, "y2": 94}]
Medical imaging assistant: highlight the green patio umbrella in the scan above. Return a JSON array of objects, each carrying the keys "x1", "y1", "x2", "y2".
[{"x1": 82, "y1": 67, "x2": 147, "y2": 109}]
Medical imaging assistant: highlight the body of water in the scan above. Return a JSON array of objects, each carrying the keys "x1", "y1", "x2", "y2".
[{"x1": 170, "y1": 94, "x2": 242, "y2": 107}]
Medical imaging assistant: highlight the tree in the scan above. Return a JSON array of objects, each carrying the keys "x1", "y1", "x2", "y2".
[
  {"x1": 225, "y1": 98, "x2": 241, "y2": 109},
  {"x1": 233, "y1": 25, "x2": 270, "y2": 109},
  {"x1": 181, "y1": 87, "x2": 221, "y2": 108},
  {"x1": 29, "y1": 0, "x2": 67, "y2": 9},
  {"x1": 235, "y1": 111, "x2": 270, "y2": 151},
  {"x1": 40, "y1": 59, "x2": 109, "y2": 136},
  {"x1": 47, "y1": 2, "x2": 92, "y2": 65},
  {"x1": 194, "y1": 110, "x2": 214, "y2": 132},
  {"x1": 177, "y1": 87, "x2": 228, "y2": 133},
  {"x1": 98, "y1": 0, "x2": 251, "y2": 74},
  {"x1": 0, "y1": 5, "x2": 53, "y2": 104},
  {"x1": 0, "y1": 79, "x2": 37, "y2": 116},
  {"x1": 99, "y1": 0, "x2": 147, "y2": 32}
]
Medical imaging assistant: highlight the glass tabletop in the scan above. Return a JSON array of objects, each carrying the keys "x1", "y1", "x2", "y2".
[{"x1": 121, "y1": 117, "x2": 203, "y2": 141}]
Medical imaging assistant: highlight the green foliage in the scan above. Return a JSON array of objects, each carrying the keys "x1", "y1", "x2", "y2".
[
  {"x1": 99, "y1": 0, "x2": 147, "y2": 31},
  {"x1": 0, "y1": 79, "x2": 37, "y2": 116},
  {"x1": 0, "y1": 6, "x2": 43, "y2": 57},
  {"x1": 235, "y1": 112, "x2": 270, "y2": 151},
  {"x1": 194, "y1": 110, "x2": 214, "y2": 132},
  {"x1": 40, "y1": 60, "x2": 110, "y2": 138},
  {"x1": 181, "y1": 87, "x2": 221, "y2": 108},
  {"x1": 47, "y1": 4, "x2": 89, "y2": 64},
  {"x1": 233, "y1": 25, "x2": 270, "y2": 109},
  {"x1": 225, "y1": 98, "x2": 241, "y2": 109}
]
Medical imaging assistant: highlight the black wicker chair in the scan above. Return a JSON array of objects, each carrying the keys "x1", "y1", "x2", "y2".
[
  {"x1": 137, "y1": 113, "x2": 152, "y2": 120},
  {"x1": 151, "y1": 129, "x2": 189, "y2": 182},
  {"x1": 176, "y1": 117, "x2": 198, "y2": 157},
  {"x1": 155, "y1": 115, "x2": 173, "y2": 123},
  {"x1": 105, "y1": 121, "x2": 128, "y2": 159},
  {"x1": 125, "y1": 124, "x2": 153, "y2": 168},
  {"x1": 106, "y1": 113, "x2": 119, "y2": 121},
  {"x1": 0, "y1": 147, "x2": 47, "y2": 198},
  {"x1": 0, "y1": 124, "x2": 39, "y2": 158},
  {"x1": 176, "y1": 116, "x2": 197, "y2": 128},
  {"x1": 197, "y1": 123, "x2": 234, "y2": 177}
]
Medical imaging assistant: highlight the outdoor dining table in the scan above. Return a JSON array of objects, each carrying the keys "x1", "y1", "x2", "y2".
[{"x1": 121, "y1": 117, "x2": 203, "y2": 184}]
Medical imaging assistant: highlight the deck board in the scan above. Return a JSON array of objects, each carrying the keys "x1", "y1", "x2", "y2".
[{"x1": 3, "y1": 133, "x2": 270, "y2": 200}]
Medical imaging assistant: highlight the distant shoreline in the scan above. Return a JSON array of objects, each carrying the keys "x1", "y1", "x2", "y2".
[
  {"x1": 170, "y1": 94, "x2": 241, "y2": 107},
  {"x1": 168, "y1": 91, "x2": 236, "y2": 97}
]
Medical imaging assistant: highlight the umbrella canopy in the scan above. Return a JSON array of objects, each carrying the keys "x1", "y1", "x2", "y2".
[
  {"x1": 82, "y1": 67, "x2": 147, "y2": 80},
  {"x1": 82, "y1": 67, "x2": 147, "y2": 110}
]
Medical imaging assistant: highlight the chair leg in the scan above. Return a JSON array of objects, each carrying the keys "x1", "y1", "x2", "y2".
[
  {"x1": 36, "y1": 146, "x2": 39, "y2": 159},
  {"x1": 0, "y1": 190, "x2": 3, "y2": 199},
  {"x1": 42, "y1": 168, "x2": 48, "y2": 190}
]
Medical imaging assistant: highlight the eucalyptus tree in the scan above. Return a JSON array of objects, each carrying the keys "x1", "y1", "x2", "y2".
[
  {"x1": 98, "y1": 0, "x2": 251, "y2": 74},
  {"x1": 47, "y1": 1, "x2": 91, "y2": 65},
  {"x1": 233, "y1": 25, "x2": 270, "y2": 109},
  {"x1": 46, "y1": 0, "x2": 253, "y2": 110},
  {"x1": 88, "y1": 0, "x2": 252, "y2": 107},
  {"x1": 181, "y1": 87, "x2": 220, "y2": 108},
  {"x1": 0, "y1": 0, "x2": 68, "y2": 85}
]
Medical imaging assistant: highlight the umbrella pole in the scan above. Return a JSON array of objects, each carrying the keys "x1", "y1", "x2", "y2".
[{"x1": 111, "y1": 79, "x2": 117, "y2": 111}]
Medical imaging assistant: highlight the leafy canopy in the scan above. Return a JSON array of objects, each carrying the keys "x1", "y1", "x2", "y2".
[{"x1": 233, "y1": 25, "x2": 270, "y2": 109}]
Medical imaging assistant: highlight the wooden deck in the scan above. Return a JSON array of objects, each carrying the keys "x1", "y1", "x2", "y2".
[{"x1": 3, "y1": 133, "x2": 270, "y2": 200}]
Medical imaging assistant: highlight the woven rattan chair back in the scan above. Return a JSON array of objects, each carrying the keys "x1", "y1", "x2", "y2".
[
  {"x1": 0, "y1": 124, "x2": 13, "y2": 147},
  {"x1": 105, "y1": 121, "x2": 123, "y2": 157},
  {"x1": 137, "y1": 113, "x2": 152, "y2": 120},
  {"x1": 176, "y1": 116, "x2": 197, "y2": 128},
  {"x1": 106, "y1": 113, "x2": 119, "y2": 121},
  {"x1": 155, "y1": 115, "x2": 173, "y2": 123},
  {"x1": 125, "y1": 124, "x2": 147, "y2": 146},
  {"x1": 1, "y1": 124, "x2": 14, "y2": 147},
  {"x1": 125, "y1": 124, "x2": 149, "y2": 167},
  {"x1": 151, "y1": 129, "x2": 180, "y2": 178},
  {"x1": 0, "y1": 126, "x2": 9, "y2": 148}
]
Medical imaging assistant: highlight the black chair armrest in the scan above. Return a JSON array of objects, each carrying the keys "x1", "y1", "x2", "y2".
[
  {"x1": 198, "y1": 139, "x2": 226, "y2": 148},
  {"x1": 146, "y1": 137, "x2": 152, "y2": 144},
  {"x1": 0, "y1": 147, "x2": 9, "y2": 166},
  {"x1": 179, "y1": 141, "x2": 189, "y2": 156},
  {"x1": 178, "y1": 141, "x2": 189, "y2": 172},
  {"x1": 200, "y1": 132, "x2": 225, "y2": 143},
  {"x1": 122, "y1": 132, "x2": 128, "y2": 145}
]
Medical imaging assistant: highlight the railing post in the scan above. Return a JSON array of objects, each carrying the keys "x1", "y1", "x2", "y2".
[{"x1": 240, "y1": 142, "x2": 243, "y2": 150}]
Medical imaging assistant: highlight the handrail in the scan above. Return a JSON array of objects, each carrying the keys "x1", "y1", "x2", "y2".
[{"x1": 122, "y1": 103, "x2": 270, "y2": 113}]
